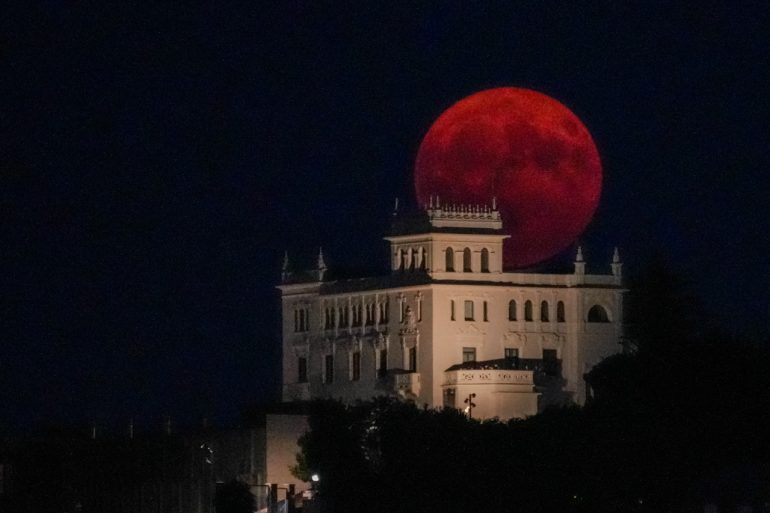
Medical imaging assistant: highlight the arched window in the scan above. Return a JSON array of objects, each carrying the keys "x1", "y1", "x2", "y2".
[
  {"x1": 587, "y1": 305, "x2": 610, "y2": 323},
  {"x1": 481, "y1": 248, "x2": 490, "y2": 272},
  {"x1": 508, "y1": 300, "x2": 517, "y2": 321},
  {"x1": 540, "y1": 301, "x2": 550, "y2": 322},
  {"x1": 400, "y1": 249, "x2": 407, "y2": 271},
  {"x1": 409, "y1": 248, "x2": 416, "y2": 271},
  {"x1": 524, "y1": 300, "x2": 533, "y2": 321},
  {"x1": 445, "y1": 248, "x2": 454, "y2": 272},
  {"x1": 463, "y1": 247, "x2": 472, "y2": 272},
  {"x1": 557, "y1": 301, "x2": 565, "y2": 322},
  {"x1": 418, "y1": 247, "x2": 426, "y2": 270}
]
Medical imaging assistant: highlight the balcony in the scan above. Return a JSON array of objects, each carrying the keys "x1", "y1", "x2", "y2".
[{"x1": 377, "y1": 370, "x2": 421, "y2": 398}]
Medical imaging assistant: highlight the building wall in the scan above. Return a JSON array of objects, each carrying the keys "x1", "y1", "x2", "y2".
[
  {"x1": 265, "y1": 414, "x2": 309, "y2": 495},
  {"x1": 280, "y1": 275, "x2": 623, "y2": 419}
]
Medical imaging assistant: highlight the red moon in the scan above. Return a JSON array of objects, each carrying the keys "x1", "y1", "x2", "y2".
[{"x1": 415, "y1": 87, "x2": 602, "y2": 269}]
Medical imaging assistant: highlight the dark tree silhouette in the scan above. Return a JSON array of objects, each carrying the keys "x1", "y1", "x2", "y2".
[{"x1": 215, "y1": 479, "x2": 256, "y2": 513}]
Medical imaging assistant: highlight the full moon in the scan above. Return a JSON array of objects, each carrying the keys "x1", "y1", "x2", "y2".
[{"x1": 414, "y1": 87, "x2": 602, "y2": 269}]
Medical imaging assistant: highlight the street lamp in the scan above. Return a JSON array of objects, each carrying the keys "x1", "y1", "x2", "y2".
[{"x1": 464, "y1": 393, "x2": 476, "y2": 418}]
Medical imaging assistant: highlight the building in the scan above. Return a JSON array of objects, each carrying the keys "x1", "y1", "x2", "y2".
[
  {"x1": 0, "y1": 413, "x2": 309, "y2": 513},
  {"x1": 278, "y1": 199, "x2": 624, "y2": 420}
]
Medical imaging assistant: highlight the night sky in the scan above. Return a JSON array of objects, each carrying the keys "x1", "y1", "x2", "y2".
[{"x1": 2, "y1": 2, "x2": 768, "y2": 433}]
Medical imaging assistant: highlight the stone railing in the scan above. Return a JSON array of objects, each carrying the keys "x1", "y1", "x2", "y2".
[{"x1": 443, "y1": 369, "x2": 534, "y2": 386}]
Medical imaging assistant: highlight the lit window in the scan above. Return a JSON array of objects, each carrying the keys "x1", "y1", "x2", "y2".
[
  {"x1": 462, "y1": 347, "x2": 476, "y2": 363},
  {"x1": 464, "y1": 300, "x2": 474, "y2": 321},
  {"x1": 557, "y1": 301, "x2": 565, "y2": 322},
  {"x1": 541, "y1": 301, "x2": 549, "y2": 322},
  {"x1": 508, "y1": 300, "x2": 517, "y2": 321}
]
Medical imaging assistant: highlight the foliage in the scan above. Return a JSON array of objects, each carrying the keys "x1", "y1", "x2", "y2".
[
  {"x1": 215, "y1": 479, "x2": 256, "y2": 513},
  {"x1": 296, "y1": 261, "x2": 770, "y2": 513}
]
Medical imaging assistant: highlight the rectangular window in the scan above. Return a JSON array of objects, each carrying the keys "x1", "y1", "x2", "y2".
[
  {"x1": 378, "y1": 349, "x2": 388, "y2": 377},
  {"x1": 464, "y1": 300, "x2": 474, "y2": 321},
  {"x1": 450, "y1": 300, "x2": 455, "y2": 321},
  {"x1": 483, "y1": 301, "x2": 488, "y2": 322},
  {"x1": 408, "y1": 347, "x2": 417, "y2": 371},
  {"x1": 462, "y1": 347, "x2": 476, "y2": 363},
  {"x1": 542, "y1": 349, "x2": 558, "y2": 377},
  {"x1": 351, "y1": 352, "x2": 361, "y2": 381},
  {"x1": 443, "y1": 388, "x2": 456, "y2": 408},
  {"x1": 298, "y1": 357, "x2": 308, "y2": 383},
  {"x1": 504, "y1": 348, "x2": 519, "y2": 369},
  {"x1": 324, "y1": 354, "x2": 334, "y2": 384}
]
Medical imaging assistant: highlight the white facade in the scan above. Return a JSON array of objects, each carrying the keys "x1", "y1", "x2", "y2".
[{"x1": 278, "y1": 201, "x2": 624, "y2": 420}]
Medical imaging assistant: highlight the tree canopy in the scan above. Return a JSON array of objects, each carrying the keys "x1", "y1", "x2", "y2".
[{"x1": 295, "y1": 262, "x2": 770, "y2": 513}]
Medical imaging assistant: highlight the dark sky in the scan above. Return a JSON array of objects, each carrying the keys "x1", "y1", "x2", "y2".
[{"x1": 2, "y1": 2, "x2": 768, "y2": 433}]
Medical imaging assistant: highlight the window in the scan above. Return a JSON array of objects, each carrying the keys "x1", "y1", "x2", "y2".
[
  {"x1": 557, "y1": 301, "x2": 565, "y2": 322},
  {"x1": 443, "y1": 388, "x2": 456, "y2": 408},
  {"x1": 408, "y1": 347, "x2": 417, "y2": 371},
  {"x1": 541, "y1": 301, "x2": 550, "y2": 322},
  {"x1": 339, "y1": 307, "x2": 348, "y2": 327},
  {"x1": 324, "y1": 354, "x2": 334, "y2": 384},
  {"x1": 450, "y1": 300, "x2": 455, "y2": 321},
  {"x1": 445, "y1": 248, "x2": 454, "y2": 272},
  {"x1": 418, "y1": 247, "x2": 426, "y2": 270},
  {"x1": 353, "y1": 304, "x2": 362, "y2": 325},
  {"x1": 377, "y1": 349, "x2": 388, "y2": 377},
  {"x1": 409, "y1": 248, "x2": 416, "y2": 271},
  {"x1": 483, "y1": 301, "x2": 488, "y2": 322},
  {"x1": 504, "y1": 348, "x2": 519, "y2": 369},
  {"x1": 524, "y1": 300, "x2": 533, "y2": 321},
  {"x1": 462, "y1": 347, "x2": 476, "y2": 363},
  {"x1": 380, "y1": 301, "x2": 389, "y2": 323},
  {"x1": 587, "y1": 305, "x2": 610, "y2": 323},
  {"x1": 351, "y1": 352, "x2": 361, "y2": 381},
  {"x1": 464, "y1": 300, "x2": 474, "y2": 321},
  {"x1": 463, "y1": 247, "x2": 472, "y2": 272},
  {"x1": 508, "y1": 300, "x2": 517, "y2": 321},
  {"x1": 542, "y1": 349, "x2": 558, "y2": 376},
  {"x1": 298, "y1": 357, "x2": 308, "y2": 383},
  {"x1": 365, "y1": 303, "x2": 374, "y2": 325},
  {"x1": 400, "y1": 249, "x2": 407, "y2": 271},
  {"x1": 481, "y1": 248, "x2": 489, "y2": 272}
]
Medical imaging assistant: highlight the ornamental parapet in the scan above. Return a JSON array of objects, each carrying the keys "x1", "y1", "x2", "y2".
[{"x1": 443, "y1": 369, "x2": 534, "y2": 386}]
